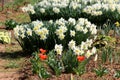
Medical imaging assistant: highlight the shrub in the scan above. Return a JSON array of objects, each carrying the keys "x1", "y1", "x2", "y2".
[{"x1": 5, "y1": 19, "x2": 18, "y2": 30}]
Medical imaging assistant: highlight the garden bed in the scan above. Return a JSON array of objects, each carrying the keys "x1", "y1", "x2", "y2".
[
  {"x1": 0, "y1": 0, "x2": 120, "y2": 80},
  {"x1": 19, "y1": 56, "x2": 120, "y2": 80}
]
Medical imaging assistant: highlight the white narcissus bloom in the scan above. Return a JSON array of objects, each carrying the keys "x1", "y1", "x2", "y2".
[
  {"x1": 80, "y1": 41, "x2": 88, "y2": 50},
  {"x1": 56, "y1": 20, "x2": 65, "y2": 26},
  {"x1": 55, "y1": 26, "x2": 67, "y2": 34},
  {"x1": 73, "y1": 47, "x2": 84, "y2": 55},
  {"x1": 31, "y1": 9, "x2": 35, "y2": 14},
  {"x1": 41, "y1": 28, "x2": 49, "y2": 35},
  {"x1": 55, "y1": 26, "x2": 67, "y2": 40},
  {"x1": 116, "y1": 5, "x2": 120, "y2": 14},
  {"x1": 36, "y1": 29, "x2": 44, "y2": 36},
  {"x1": 68, "y1": 40, "x2": 76, "y2": 50},
  {"x1": 55, "y1": 18, "x2": 67, "y2": 26},
  {"x1": 21, "y1": 33, "x2": 25, "y2": 39},
  {"x1": 83, "y1": 3, "x2": 103, "y2": 16},
  {"x1": 27, "y1": 4, "x2": 35, "y2": 14},
  {"x1": 91, "y1": 11, "x2": 102, "y2": 16},
  {"x1": 75, "y1": 24, "x2": 83, "y2": 31},
  {"x1": 86, "y1": 39, "x2": 93, "y2": 47},
  {"x1": 109, "y1": 4, "x2": 116, "y2": 12},
  {"x1": 49, "y1": 20, "x2": 53, "y2": 24},
  {"x1": 68, "y1": 18, "x2": 76, "y2": 25},
  {"x1": 73, "y1": 46, "x2": 84, "y2": 55},
  {"x1": 40, "y1": 8, "x2": 45, "y2": 13},
  {"x1": 58, "y1": 34, "x2": 65, "y2": 40},
  {"x1": 55, "y1": 28, "x2": 64, "y2": 35},
  {"x1": 70, "y1": 30, "x2": 75, "y2": 37},
  {"x1": 83, "y1": 28, "x2": 88, "y2": 34},
  {"x1": 22, "y1": 4, "x2": 35, "y2": 14},
  {"x1": 53, "y1": 7, "x2": 60, "y2": 13},
  {"x1": 85, "y1": 22, "x2": 91, "y2": 28},
  {"x1": 33, "y1": 21, "x2": 43, "y2": 31},
  {"x1": 90, "y1": 24, "x2": 97, "y2": 34},
  {"x1": 32, "y1": 21, "x2": 43, "y2": 27},
  {"x1": 26, "y1": 28, "x2": 32, "y2": 36},
  {"x1": 94, "y1": 54, "x2": 98, "y2": 61},
  {"x1": 19, "y1": 25, "x2": 24, "y2": 32},
  {"x1": 54, "y1": 44, "x2": 63, "y2": 55},
  {"x1": 14, "y1": 25, "x2": 20, "y2": 38},
  {"x1": 21, "y1": 7, "x2": 28, "y2": 12},
  {"x1": 73, "y1": 47, "x2": 80, "y2": 55},
  {"x1": 33, "y1": 26, "x2": 40, "y2": 31},
  {"x1": 40, "y1": 34, "x2": 47, "y2": 40},
  {"x1": 36, "y1": 28, "x2": 49, "y2": 40},
  {"x1": 78, "y1": 18, "x2": 85, "y2": 26},
  {"x1": 69, "y1": 1, "x2": 78, "y2": 10},
  {"x1": 91, "y1": 28, "x2": 97, "y2": 35},
  {"x1": 60, "y1": 26, "x2": 67, "y2": 33},
  {"x1": 91, "y1": 47, "x2": 96, "y2": 54},
  {"x1": 85, "y1": 50, "x2": 92, "y2": 58}
]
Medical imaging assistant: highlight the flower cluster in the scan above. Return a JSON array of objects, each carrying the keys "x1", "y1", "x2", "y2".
[
  {"x1": 22, "y1": 0, "x2": 120, "y2": 23},
  {"x1": 14, "y1": 20, "x2": 49, "y2": 40},
  {"x1": 54, "y1": 38, "x2": 96, "y2": 59},
  {"x1": 39, "y1": 48, "x2": 47, "y2": 60},
  {"x1": 22, "y1": 0, "x2": 82, "y2": 21},
  {"x1": 0, "y1": 31, "x2": 11, "y2": 44},
  {"x1": 22, "y1": 4, "x2": 35, "y2": 14},
  {"x1": 14, "y1": 18, "x2": 97, "y2": 52},
  {"x1": 68, "y1": 39, "x2": 96, "y2": 58},
  {"x1": 83, "y1": 3, "x2": 120, "y2": 16}
]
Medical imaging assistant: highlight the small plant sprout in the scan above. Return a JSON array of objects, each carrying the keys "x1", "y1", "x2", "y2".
[
  {"x1": 114, "y1": 70, "x2": 120, "y2": 78},
  {"x1": 94, "y1": 66, "x2": 108, "y2": 77}
]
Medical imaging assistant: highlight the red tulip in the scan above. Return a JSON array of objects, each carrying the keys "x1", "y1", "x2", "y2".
[
  {"x1": 40, "y1": 48, "x2": 47, "y2": 54},
  {"x1": 77, "y1": 56, "x2": 85, "y2": 62},
  {"x1": 39, "y1": 54, "x2": 47, "y2": 60}
]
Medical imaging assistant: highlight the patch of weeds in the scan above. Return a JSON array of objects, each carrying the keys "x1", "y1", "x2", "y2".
[
  {"x1": 5, "y1": 19, "x2": 18, "y2": 30},
  {"x1": 94, "y1": 66, "x2": 108, "y2": 77},
  {"x1": 0, "y1": 22, "x2": 4, "y2": 26},
  {"x1": 114, "y1": 70, "x2": 120, "y2": 78},
  {"x1": 114, "y1": 52, "x2": 120, "y2": 64},
  {"x1": 4, "y1": 2, "x2": 14, "y2": 10},
  {"x1": 5, "y1": 61, "x2": 19, "y2": 69},
  {"x1": 101, "y1": 46, "x2": 114, "y2": 64},
  {"x1": 16, "y1": 13, "x2": 30, "y2": 23}
]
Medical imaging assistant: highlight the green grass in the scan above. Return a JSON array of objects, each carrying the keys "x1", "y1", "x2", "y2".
[
  {"x1": 0, "y1": 22, "x2": 4, "y2": 26},
  {"x1": 4, "y1": 0, "x2": 42, "y2": 9},
  {"x1": 15, "y1": 13, "x2": 30, "y2": 23},
  {"x1": 5, "y1": 61, "x2": 19, "y2": 69}
]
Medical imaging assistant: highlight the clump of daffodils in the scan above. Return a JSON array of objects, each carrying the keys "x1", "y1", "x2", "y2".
[
  {"x1": 22, "y1": 0, "x2": 83, "y2": 21},
  {"x1": 22, "y1": 0, "x2": 120, "y2": 23},
  {"x1": 22, "y1": 4, "x2": 35, "y2": 14},
  {"x1": 83, "y1": 3, "x2": 120, "y2": 16},
  {"x1": 14, "y1": 17, "x2": 97, "y2": 52},
  {"x1": 68, "y1": 39, "x2": 96, "y2": 59}
]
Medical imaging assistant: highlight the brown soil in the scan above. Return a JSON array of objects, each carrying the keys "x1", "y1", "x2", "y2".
[{"x1": 18, "y1": 57, "x2": 120, "y2": 80}]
